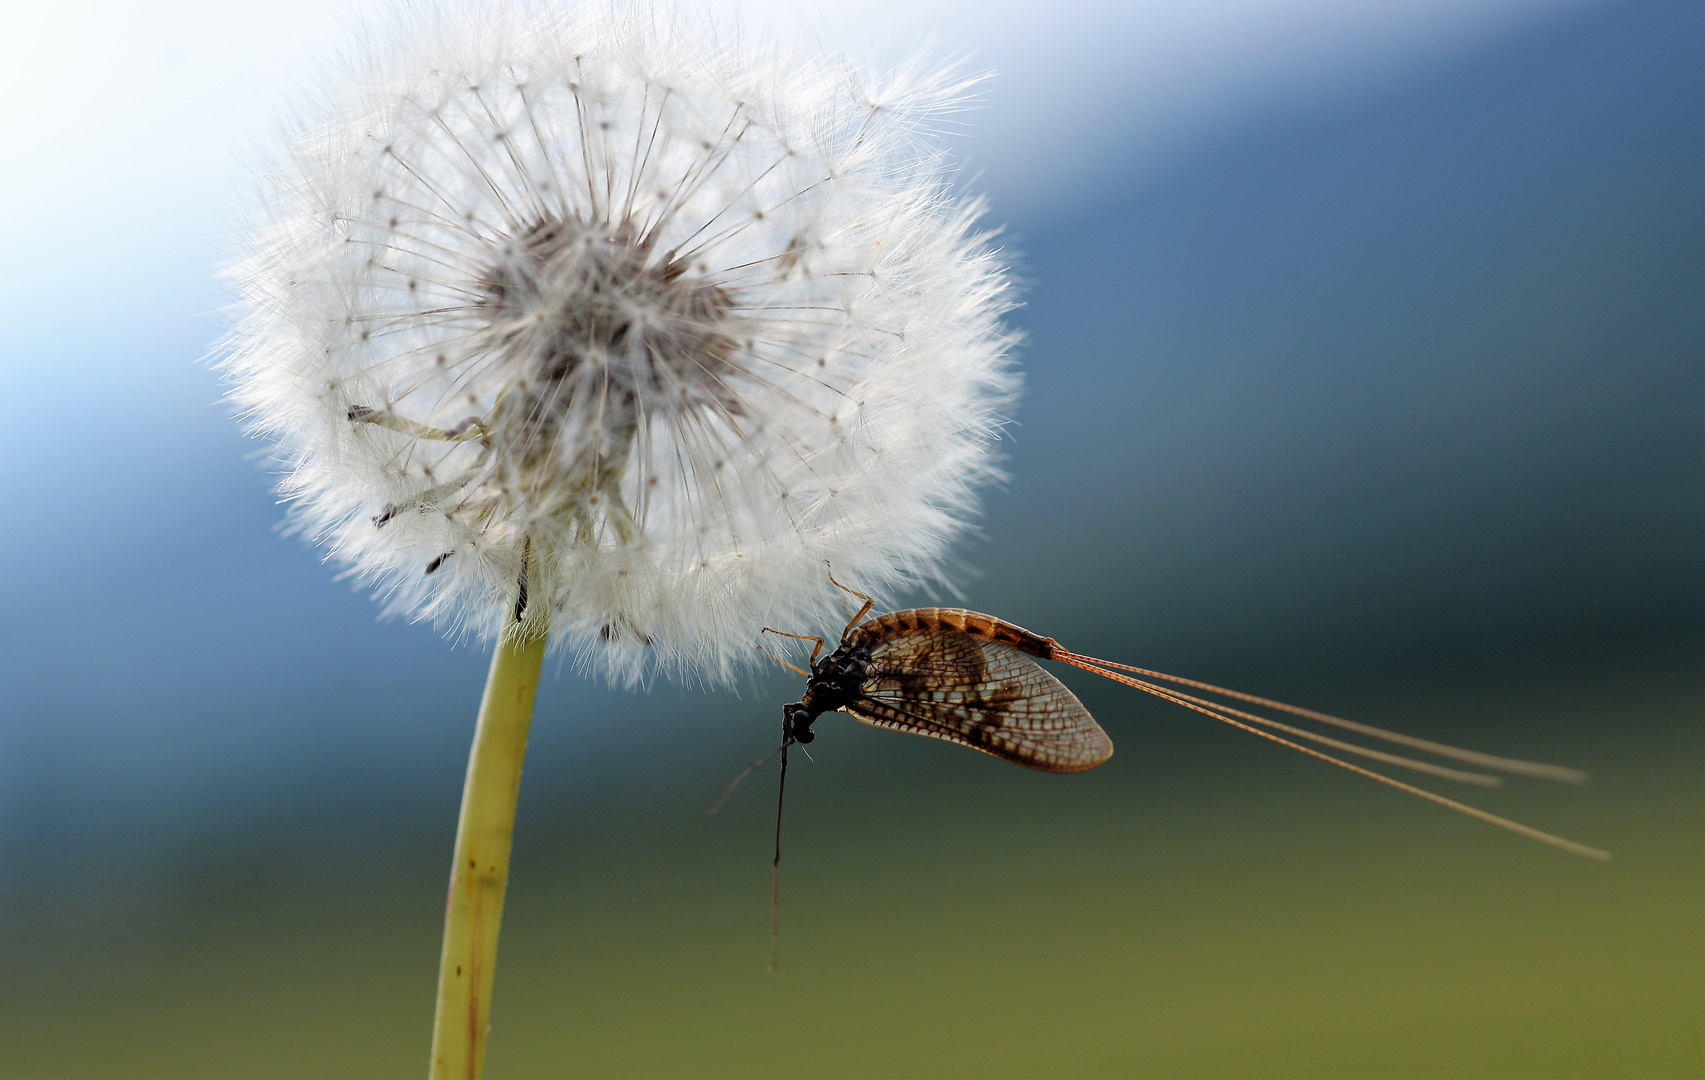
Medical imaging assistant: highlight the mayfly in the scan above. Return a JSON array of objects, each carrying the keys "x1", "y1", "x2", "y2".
[{"x1": 716, "y1": 575, "x2": 1608, "y2": 969}]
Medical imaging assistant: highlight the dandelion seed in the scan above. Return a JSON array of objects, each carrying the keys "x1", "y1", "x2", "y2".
[{"x1": 223, "y1": 4, "x2": 1016, "y2": 686}]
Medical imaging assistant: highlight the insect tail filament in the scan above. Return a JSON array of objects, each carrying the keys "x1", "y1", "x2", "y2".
[
  {"x1": 1134, "y1": 684, "x2": 1505, "y2": 787},
  {"x1": 1058, "y1": 651, "x2": 1586, "y2": 784},
  {"x1": 1051, "y1": 650, "x2": 1610, "y2": 862}
]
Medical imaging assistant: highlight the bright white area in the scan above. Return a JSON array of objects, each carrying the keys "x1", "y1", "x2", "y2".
[{"x1": 0, "y1": 0, "x2": 1595, "y2": 346}]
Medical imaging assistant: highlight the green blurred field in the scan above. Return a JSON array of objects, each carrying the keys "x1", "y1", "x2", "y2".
[{"x1": 4, "y1": 654, "x2": 1698, "y2": 1078}]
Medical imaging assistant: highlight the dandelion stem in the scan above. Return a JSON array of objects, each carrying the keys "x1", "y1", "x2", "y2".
[{"x1": 429, "y1": 618, "x2": 547, "y2": 1080}]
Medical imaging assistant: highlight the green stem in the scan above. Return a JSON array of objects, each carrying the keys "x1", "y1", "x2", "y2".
[{"x1": 429, "y1": 622, "x2": 547, "y2": 1080}]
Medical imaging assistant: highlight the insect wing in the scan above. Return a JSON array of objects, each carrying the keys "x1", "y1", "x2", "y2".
[{"x1": 850, "y1": 626, "x2": 1113, "y2": 772}]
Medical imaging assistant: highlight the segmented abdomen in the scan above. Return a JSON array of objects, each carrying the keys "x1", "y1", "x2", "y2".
[{"x1": 845, "y1": 608, "x2": 1059, "y2": 659}]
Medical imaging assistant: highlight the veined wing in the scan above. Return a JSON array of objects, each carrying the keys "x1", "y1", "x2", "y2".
[{"x1": 849, "y1": 624, "x2": 1113, "y2": 773}]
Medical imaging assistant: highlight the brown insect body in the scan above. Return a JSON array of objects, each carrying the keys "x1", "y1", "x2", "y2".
[{"x1": 783, "y1": 608, "x2": 1113, "y2": 773}]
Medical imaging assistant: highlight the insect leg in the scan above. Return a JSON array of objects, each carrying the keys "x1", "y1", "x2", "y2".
[
  {"x1": 762, "y1": 626, "x2": 826, "y2": 666},
  {"x1": 755, "y1": 640, "x2": 811, "y2": 678},
  {"x1": 825, "y1": 565, "x2": 874, "y2": 636}
]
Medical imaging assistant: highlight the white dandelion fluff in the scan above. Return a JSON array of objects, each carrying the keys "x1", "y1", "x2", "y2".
[{"x1": 222, "y1": 3, "x2": 1018, "y2": 684}]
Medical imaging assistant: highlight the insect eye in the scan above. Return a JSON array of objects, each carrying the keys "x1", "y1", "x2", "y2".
[{"x1": 784, "y1": 706, "x2": 814, "y2": 742}]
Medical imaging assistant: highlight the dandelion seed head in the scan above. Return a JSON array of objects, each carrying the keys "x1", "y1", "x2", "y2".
[{"x1": 223, "y1": 3, "x2": 1019, "y2": 684}]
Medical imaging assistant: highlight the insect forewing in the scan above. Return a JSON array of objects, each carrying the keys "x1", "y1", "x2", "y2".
[{"x1": 850, "y1": 625, "x2": 1113, "y2": 772}]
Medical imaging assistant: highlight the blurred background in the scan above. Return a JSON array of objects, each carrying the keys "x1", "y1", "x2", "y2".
[{"x1": 1, "y1": 0, "x2": 1699, "y2": 1075}]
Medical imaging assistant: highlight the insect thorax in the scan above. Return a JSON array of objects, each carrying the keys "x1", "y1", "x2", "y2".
[{"x1": 794, "y1": 642, "x2": 873, "y2": 725}]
